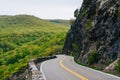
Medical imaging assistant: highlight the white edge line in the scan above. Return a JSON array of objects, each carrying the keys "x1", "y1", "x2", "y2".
[
  {"x1": 71, "y1": 57, "x2": 120, "y2": 79},
  {"x1": 40, "y1": 61, "x2": 47, "y2": 80}
]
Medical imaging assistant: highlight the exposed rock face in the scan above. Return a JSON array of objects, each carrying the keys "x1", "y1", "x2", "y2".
[{"x1": 63, "y1": 0, "x2": 120, "y2": 68}]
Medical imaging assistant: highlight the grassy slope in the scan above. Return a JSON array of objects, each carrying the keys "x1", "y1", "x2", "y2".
[{"x1": 0, "y1": 15, "x2": 69, "y2": 79}]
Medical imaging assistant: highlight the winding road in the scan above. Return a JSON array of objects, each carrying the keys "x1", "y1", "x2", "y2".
[{"x1": 40, "y1": 55, "x2": 120, "y2": 80}]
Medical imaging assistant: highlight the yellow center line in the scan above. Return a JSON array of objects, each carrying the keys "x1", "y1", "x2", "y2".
[{"x1": 59, "y1": 57, "x2": 88, "y2": 80}]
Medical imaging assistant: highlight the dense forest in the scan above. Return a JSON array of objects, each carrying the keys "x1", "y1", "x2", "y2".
[{"x1": 0, "y1": 15, "x2": 69, "y2": 79}]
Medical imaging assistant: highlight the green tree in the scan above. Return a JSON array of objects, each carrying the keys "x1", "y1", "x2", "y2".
[
  {"x1": 0, "y1": 48, "x2": 3, "y2": 54},
  {"x1": 74, "y1": 9, "x2": 79, "y2": 18}
]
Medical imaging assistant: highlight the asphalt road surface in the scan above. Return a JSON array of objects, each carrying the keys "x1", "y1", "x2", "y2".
[{"x1": 41, "y1": 55, "x2": 120, "y2": 80}]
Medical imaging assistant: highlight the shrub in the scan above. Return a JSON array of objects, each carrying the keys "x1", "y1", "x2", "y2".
[
  {"x1": 0, "y1": 60, "x2": 2, "y2": 66},
  {"x1": 116, "y1": 59, "x2": 120, "y2": 72},
  {"x1": 88, "y1": 51, "x2": 98, "y2": 64},
  {"x1": 72, "y1": 43, "x2": 79, "y2": 52},
  {"x1": 0, "y1": 48, "x2": 3, "y2": 54},
  {"x1": 81, "y1": 8, "x2": 86, "y2": 17},
  {"x1": 0, "y1": 41, "x2": 16, "y2": 52},
  {"x1": 85, "y1": 19, "x2": 93, "y2": 30}
]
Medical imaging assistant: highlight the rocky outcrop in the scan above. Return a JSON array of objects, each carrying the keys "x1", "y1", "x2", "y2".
[{"x1": 63, "y1": 0, "x2": 120, "y2": 69}]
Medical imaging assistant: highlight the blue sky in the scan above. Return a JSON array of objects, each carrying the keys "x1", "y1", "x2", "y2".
[{"x1": 0, "y1": 0, "x2": 83, "y2": 19}]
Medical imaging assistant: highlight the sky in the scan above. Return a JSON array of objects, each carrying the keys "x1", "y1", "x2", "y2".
[{"x1": 0, "y1": 0, "x2": 83, "y2": 19}]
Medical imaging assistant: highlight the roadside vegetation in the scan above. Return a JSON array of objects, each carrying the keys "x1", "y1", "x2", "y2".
[
  {"x1": 88, "y1": 51, "x2": 99, "y2": 64},
  {"x1": 0, "y1": 15, "x2": 69, "y2": 80},
  {"x1": 116, "y1": 59, "x2": 120, "y2": 72}
]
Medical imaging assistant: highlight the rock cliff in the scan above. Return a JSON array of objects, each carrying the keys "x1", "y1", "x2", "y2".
[{"x1": 63, "y1": 0, "x2": 120, "y2": 69}]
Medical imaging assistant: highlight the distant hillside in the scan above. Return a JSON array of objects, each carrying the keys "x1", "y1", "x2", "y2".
[
  {"x1": 0, "y1": 15, "x2": 69, "y2": 80},
  {"x1": 48, "y1": 19, "x2": 70, "y2": 26},
  {"x1": 0, "y1": 15, "x2": 68, "y2": 33},
  {"x1": 0, "y1": 15, "x2": 41, "y2": 27}
]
